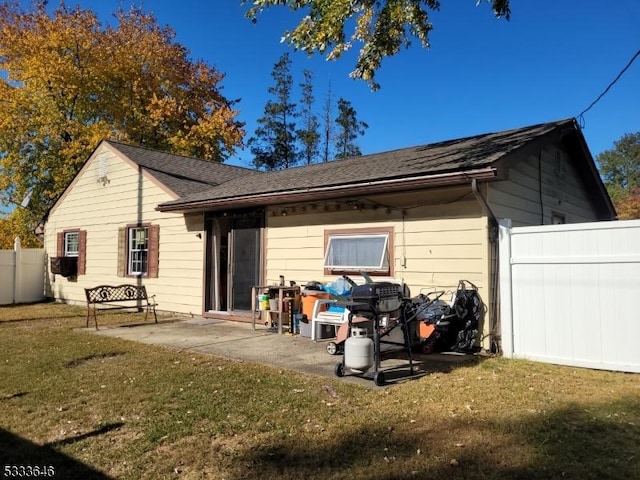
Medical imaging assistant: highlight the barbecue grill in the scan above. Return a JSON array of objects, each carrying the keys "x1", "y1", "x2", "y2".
[
  {"x1": 335, "y1": 282, "x2": 417, "y2": 386},
  {"x1": 350, "y1": 282, "x2": 403, "y2": 314}
]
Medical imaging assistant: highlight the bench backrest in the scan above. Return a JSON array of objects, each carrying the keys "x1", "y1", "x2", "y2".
[{"x1": 85, "y1": 284, "x2": 148, "y2": 303}]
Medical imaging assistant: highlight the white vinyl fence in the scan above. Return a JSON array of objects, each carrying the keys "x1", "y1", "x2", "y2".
[
  {"x1": 0, "y1": 237, "x2": 45, "y2": 306},
  {"x1": 499, "y1": 219, "x2": 640, "y2": 373}
]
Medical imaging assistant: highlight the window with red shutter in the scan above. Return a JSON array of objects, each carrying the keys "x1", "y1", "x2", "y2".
[
  {"x1": 56, "y1": 229, "x2": 86, "y2": 276},
  {"x1": 118, "y1": 224, "x2": 159, "y2": 278}
]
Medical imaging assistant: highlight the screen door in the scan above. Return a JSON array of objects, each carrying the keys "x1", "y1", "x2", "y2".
[{"x1": 229, "y1": 226, "x2": 261, "y2": 311}]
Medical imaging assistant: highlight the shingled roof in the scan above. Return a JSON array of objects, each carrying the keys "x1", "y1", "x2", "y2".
[
  {"x1": 158, "y1": 118, "x2": 586, "y2": 212},
  {"x1": 106, "y1": 140, "x2": 257, "y2": 197}
]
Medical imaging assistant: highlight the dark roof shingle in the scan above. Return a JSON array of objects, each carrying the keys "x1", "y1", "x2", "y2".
[
  {"x1": 160, "y1": 119, "x2": 573, "y2": 208},
  {"x1": 106, "y1": 141, "x2": 256, "y2": 197}
]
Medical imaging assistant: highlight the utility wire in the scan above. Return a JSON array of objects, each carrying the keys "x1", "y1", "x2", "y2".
[{"x1": 577, "y1": 48, "x2": 640, "y2": 129}]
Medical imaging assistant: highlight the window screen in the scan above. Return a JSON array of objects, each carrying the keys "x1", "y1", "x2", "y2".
[
  {"x1": 324, "y1": 234, "x2": 389, "y2": 271},
  {"x1": 128, "y1": 227, "x2": 149, "y2": 275},
  {"x1": 64, "y1": 232, "x2": 79, "y2": 257}
]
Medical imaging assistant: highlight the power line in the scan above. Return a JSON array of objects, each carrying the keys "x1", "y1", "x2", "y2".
[{"x1": 577, "y1": 48, "x2": 640, "y2": 129}]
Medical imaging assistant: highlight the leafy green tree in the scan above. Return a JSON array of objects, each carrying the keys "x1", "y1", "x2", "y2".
[
  {"x1": 0, "y1": 1, "x2": 243, "y2": 227},
  {"x1": 297, "y1": 69, "x2": 320, "y2": 165},
  {"x1": 245, "y1": 0, "x2": 511, "y2": 90},
  {"x1": 597, "y1": 132, "x2": 640, "y2": 219},
  {"x1": 334, "y1": 97, "x2": 368, "y2": 158},
  {"x1": 248, "y1": 53, "x2": 299, "y2": 170}
]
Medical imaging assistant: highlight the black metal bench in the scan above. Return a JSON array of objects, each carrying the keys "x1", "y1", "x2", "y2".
[{"x1": 84, "y1": 284, "x2": 157, "y2": 329}]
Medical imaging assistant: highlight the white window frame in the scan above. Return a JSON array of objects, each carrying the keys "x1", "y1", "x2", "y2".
[
  {"x1": 323, "y1": 233, "x2": 390, "y2": 272},
  {"x1": 128, "y1": 227, "x2": 149, "y2": 276},
  {"x1": 64, "y1": 232, "x2": 79, "y2": 257},
  {"x1": 551, "y1": 212, "x2": 566, "y2": 225}
]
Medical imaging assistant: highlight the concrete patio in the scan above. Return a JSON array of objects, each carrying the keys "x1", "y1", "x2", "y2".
[{"x1": 89, "y1": 316, "x2": 477, "y2": 388}]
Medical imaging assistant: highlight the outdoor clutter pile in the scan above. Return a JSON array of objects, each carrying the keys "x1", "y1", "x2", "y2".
[
  {"x1": 261, "y1": 275, "x2": 486, "y2": 386},
  {"x1": 321, "y1": 277, "x2": 485, "y2": 386},
  {"x1": 298, "y1": 276, "x2": 485, "y2": 355},
  {"x1": 412, "y1": 280, "x2": 484, "y2": 355}
]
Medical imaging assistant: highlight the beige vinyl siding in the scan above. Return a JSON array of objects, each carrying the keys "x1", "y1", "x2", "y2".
[
  {"x1": 265, "y1": 190, "x2": 490, "y2": 303},
  {"x1": 488, "y1": 146, "x2": 600, "y2": 226},
  {"x1": 400, "y1": 205, "x2": 489, "y2": 294},
  {"x1": 265, "y1": 190, "x2": 494, "y2": 346},
  {"x1": 44, "y1": 145, "x2": 205, "y2": 315}
]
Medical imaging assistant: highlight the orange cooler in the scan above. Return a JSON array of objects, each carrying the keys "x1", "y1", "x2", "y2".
[{"x1": 301, "y1": 290, "x2": 330, "y2": 319}]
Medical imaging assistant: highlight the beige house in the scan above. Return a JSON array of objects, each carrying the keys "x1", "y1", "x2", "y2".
[
  {"x1": 43, "y1": 140, "x2": 254, "y2": 315},
  {"x1": 44, "y1": 118, "x2": 615, "y2": 351}
]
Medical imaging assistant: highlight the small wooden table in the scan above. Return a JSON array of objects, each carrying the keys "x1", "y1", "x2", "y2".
[{"x1": 251, "y1": 285, "x2": 300, "y2": 334}]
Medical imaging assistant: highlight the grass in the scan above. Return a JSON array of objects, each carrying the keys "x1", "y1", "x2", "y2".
[{"x1": 1, "y1": 302, "x2": 639, "y2": 479}]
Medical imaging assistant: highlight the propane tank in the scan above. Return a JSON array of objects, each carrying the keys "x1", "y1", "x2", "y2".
[{"x1": 344, "y1": 327, "x2": 374, "y2": 372}]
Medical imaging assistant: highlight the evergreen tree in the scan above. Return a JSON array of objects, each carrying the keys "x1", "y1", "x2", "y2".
[
  {"x1": 297, "y1": 70, "x2": 320, "y2": 165},
  {"x1": 334, "y1": 97, "x2": 368, "y2": 158},
  {"x1": 247, "y1": 53, "x2": 299, "y2": 170},
  {"x1": 322, "y1": 83, "x2": 334, "y2": 162}
]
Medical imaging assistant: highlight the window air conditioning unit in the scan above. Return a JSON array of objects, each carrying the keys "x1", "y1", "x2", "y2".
[{"x1": 50, "y1": 257, "x2": 78, "y2": 278}]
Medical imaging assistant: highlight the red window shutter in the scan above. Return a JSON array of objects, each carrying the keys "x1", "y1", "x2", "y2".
[
  {"x1": 148, "y1": 224, "x2": 159, "y2": 278},
  {"x1": 57, "y1": 232, "x2": 64, "y2": 257},
  {"x1": 78, "y1": 230, "x2": 87, "y2": 275},
  {"x1": 117, "y1": 227, "x2": 126, "y2": 277}
]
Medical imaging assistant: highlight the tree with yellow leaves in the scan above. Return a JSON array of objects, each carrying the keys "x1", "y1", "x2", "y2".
[
  {"x1": 0, "y1": 2, "x2": 244, "y2": 238},
  {"x1": 245, "y1": 0, "x2": 511, "y2": 90},
  {"x1": 0, "y1": 208, "x2": 41, "y2": 249},
  {"x1": 614, "y1": 187, "x2": 640, "y2": 220}
]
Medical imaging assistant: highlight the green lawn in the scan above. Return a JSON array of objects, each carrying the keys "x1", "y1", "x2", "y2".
[{"x1": 1, "y1": 303, "x2": 639, "y2": 479}]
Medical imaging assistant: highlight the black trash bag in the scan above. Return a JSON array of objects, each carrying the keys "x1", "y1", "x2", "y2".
[
  {"x1": 415, "y1": 297, "x2": 458, "y2": 353},
  {"x1": 415, "y1": 299, "x2": 451, "y2": 324},
  {"x1": 450, "y1": 280, "x2": 484, "y2": 353}
]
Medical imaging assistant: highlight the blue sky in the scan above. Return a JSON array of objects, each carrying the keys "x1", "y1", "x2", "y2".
[{"x1": 23, "y1": 0, "x2": 640, "y2": 168}]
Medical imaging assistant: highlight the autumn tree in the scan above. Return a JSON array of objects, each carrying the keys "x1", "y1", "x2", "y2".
[
  {"x1": 245, "y1": 0, "x2": 511, "y2": 89},
  {"x1": 297, "y1": 69, "x2": 320, "y2": 165},
  {"x1": 597, "y1": 131, "x2": 640, "y2": 219},
  {"x1": 334, "y1": 97, "x2": 368, "y2": 158},
  {"x1": 0, "y1": 2, "x2": 244, "y2": 228},
  {"x1": 247, "y1": 53, "x2": 299, "y2": 170},
  {"x1": 615, "y1": 187, "x2": 640, "y2": 220},
  {"x1": 0, "y1": 208, "x2": 41, "y2": 249}
]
